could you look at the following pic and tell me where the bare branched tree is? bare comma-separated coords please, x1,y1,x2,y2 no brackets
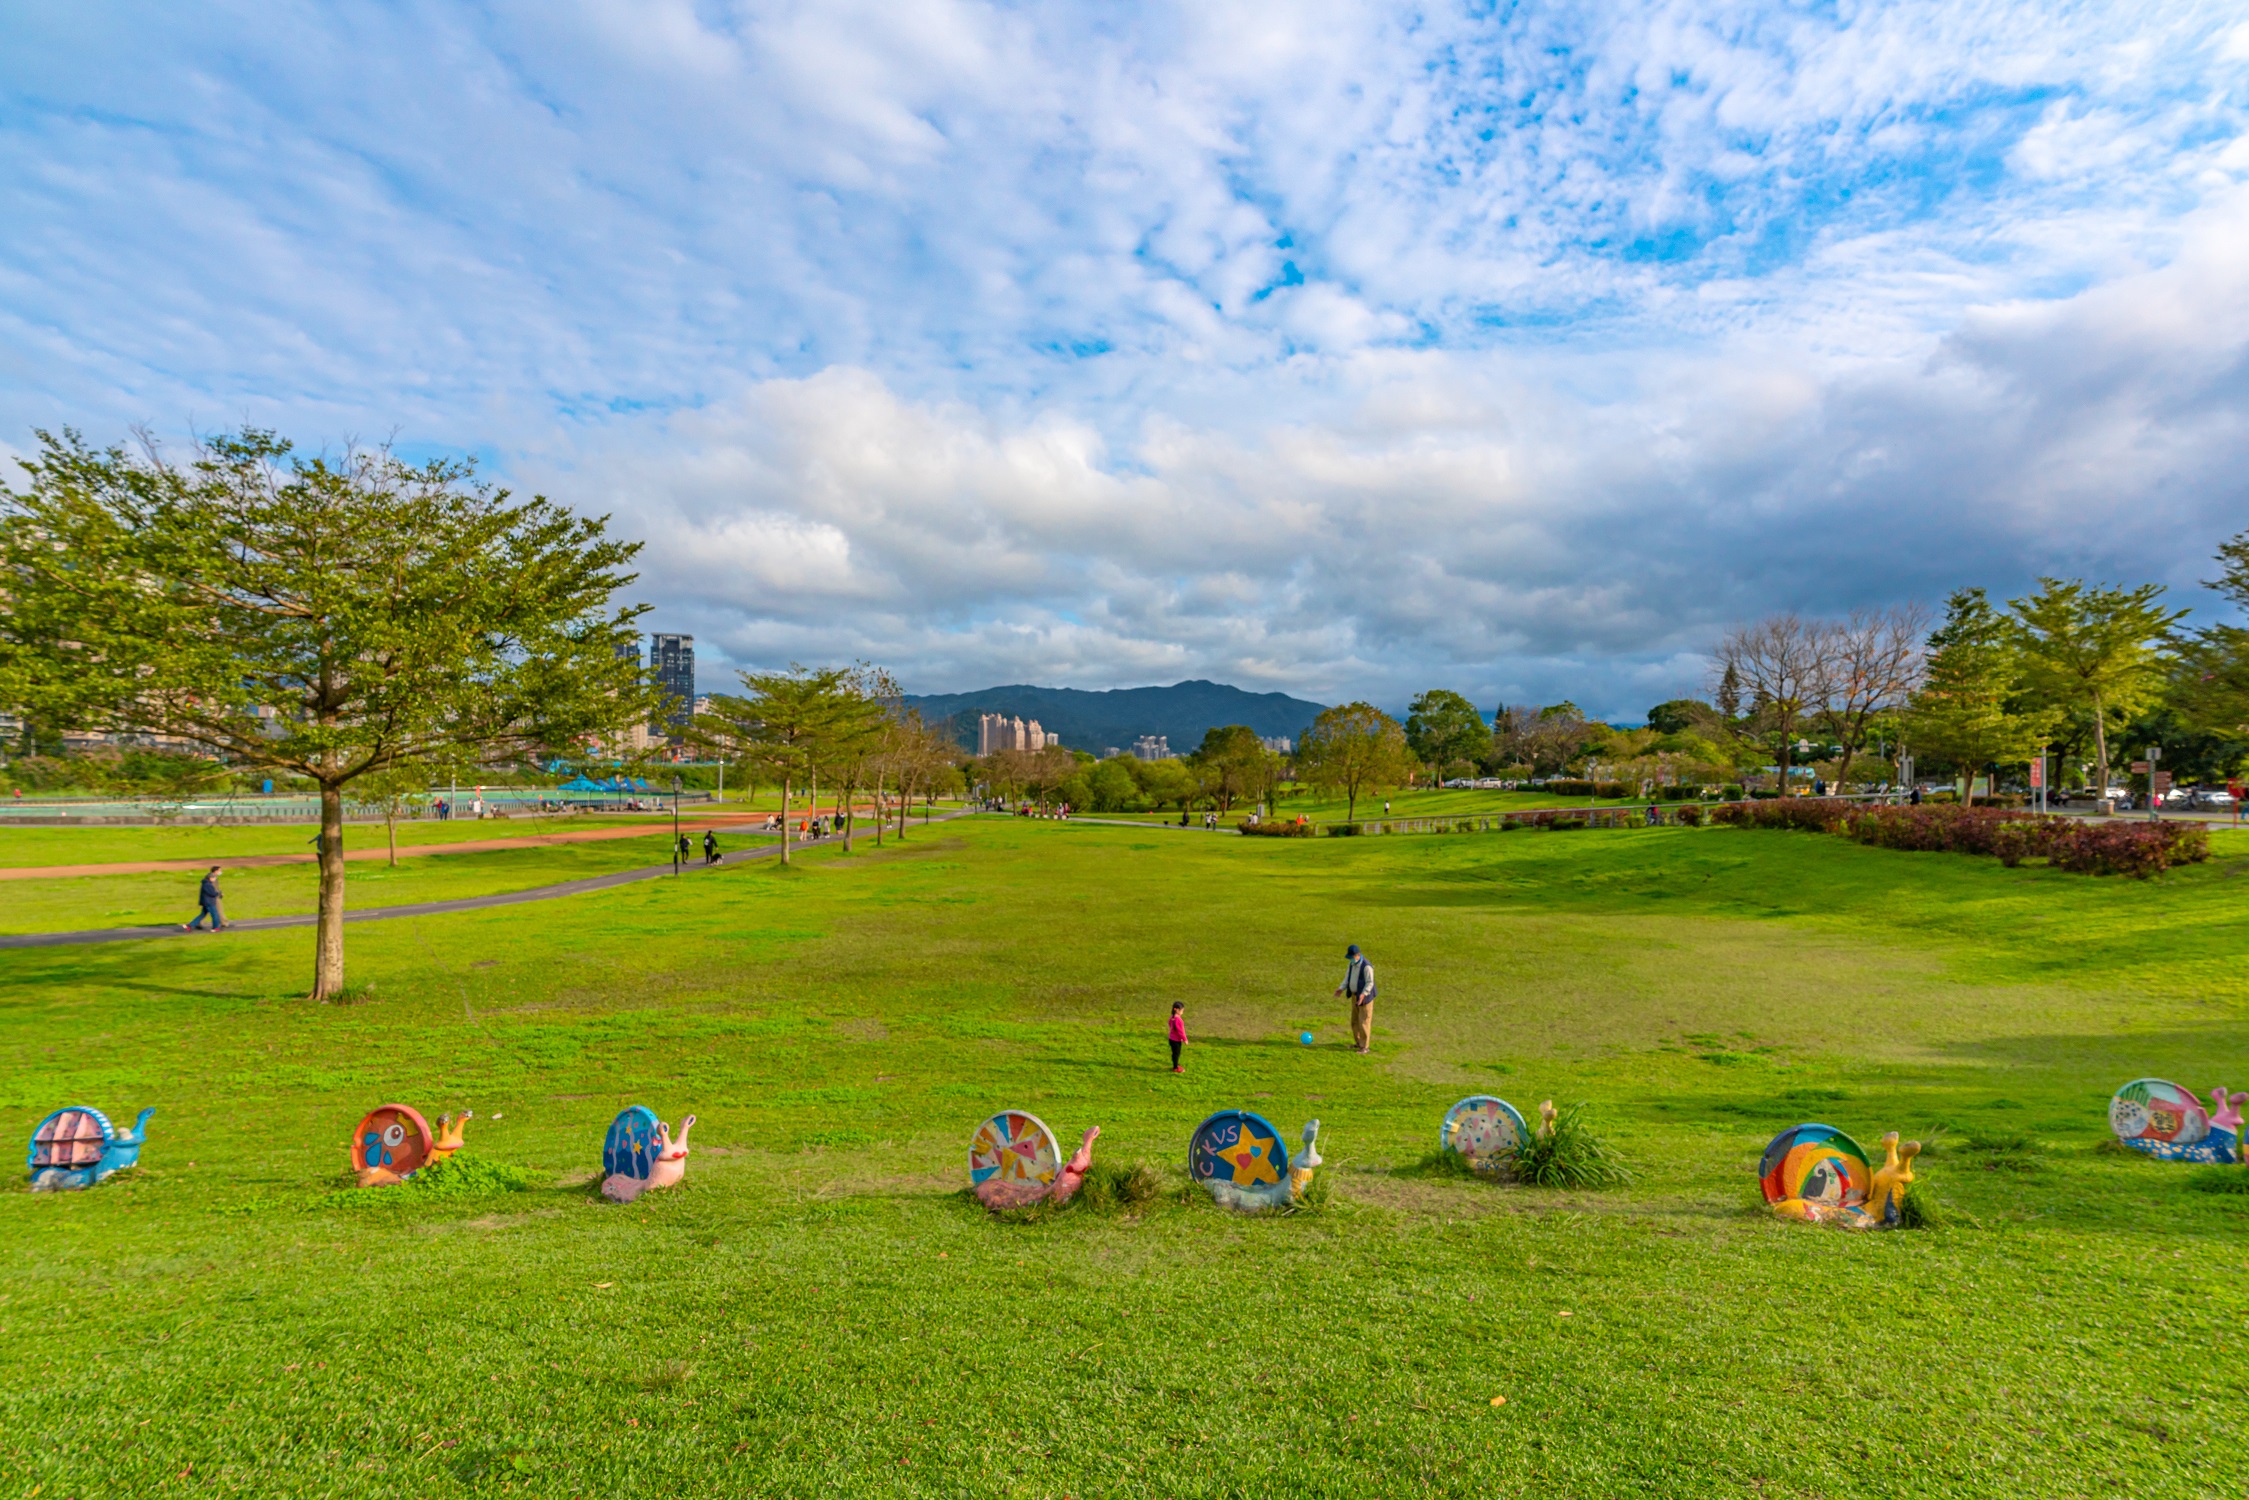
1814,605,1930,786
1713,615,1825,794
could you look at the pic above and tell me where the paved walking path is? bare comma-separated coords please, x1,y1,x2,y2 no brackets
0,810,882,880
0,816,961,949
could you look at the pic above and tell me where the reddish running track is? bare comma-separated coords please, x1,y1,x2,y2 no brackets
0,810,837,880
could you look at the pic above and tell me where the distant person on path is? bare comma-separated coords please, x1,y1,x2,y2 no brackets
1335,943,1377,1054
703,829,719,864
1167,1001,1187,1073
676,833,692,864
1813,778,1827,797
1909,787,1922,806
181,866,226,931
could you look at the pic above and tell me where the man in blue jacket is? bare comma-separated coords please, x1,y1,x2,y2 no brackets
182,867,226,931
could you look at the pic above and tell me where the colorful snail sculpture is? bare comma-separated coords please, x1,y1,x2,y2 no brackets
967,1110,1099,1209
1189,1109,1322,1212
350,1103,473,1187
2109,1079,2244,1165
1439,1094,1531,1175
29,1106,155,1191
601,1107,696,1203
1760,1122,1922,1229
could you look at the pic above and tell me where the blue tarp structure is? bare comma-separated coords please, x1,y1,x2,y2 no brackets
557,775,656,793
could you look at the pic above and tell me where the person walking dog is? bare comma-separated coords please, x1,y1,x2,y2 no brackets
1335,943,1377,1053
181,867,226,931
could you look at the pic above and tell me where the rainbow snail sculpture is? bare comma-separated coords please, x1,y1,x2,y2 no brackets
350,1104,473,1188
1759,1122,1923,1229
967,1110,1099,1209
2108,1079,2244,1165
601,1107,696,1204
1189,1109,1322,1212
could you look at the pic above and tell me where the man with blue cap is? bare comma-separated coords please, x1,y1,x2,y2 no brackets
1334,943,1377,1054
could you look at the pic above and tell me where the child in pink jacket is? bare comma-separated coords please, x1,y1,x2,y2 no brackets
1167,1001,1187,1073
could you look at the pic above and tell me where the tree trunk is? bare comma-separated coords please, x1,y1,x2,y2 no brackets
386,806,398,867
842,772,857,852
313,782,347,1001
2090,689,2110,803
779,772,792,866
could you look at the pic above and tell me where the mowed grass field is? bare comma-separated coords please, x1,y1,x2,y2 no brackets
4,817,2246,1498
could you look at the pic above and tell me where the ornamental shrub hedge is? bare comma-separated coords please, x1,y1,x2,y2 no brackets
1716,799,2208,878
1238,819,1313,837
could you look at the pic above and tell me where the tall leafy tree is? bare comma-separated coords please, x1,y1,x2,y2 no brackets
1296,702,1411,822
0,429,653,1000
1904,589,2054,799
1188,724,1269,812
2006,579,2185,799
697,665,856,866
1404,690,1486,778
2169,529,2249,760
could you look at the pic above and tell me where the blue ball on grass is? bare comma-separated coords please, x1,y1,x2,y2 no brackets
1299,1031,1314,1045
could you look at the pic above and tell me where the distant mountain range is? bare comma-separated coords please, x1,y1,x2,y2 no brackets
903,680,1330,756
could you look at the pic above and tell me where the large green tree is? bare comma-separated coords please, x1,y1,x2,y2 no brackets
1188,724,1270,812
1296,702,1411,822
1404,690,1486,778
0,429,654,1000
698,665,856,866
2169,529,2249,759
1904,590,2054,800
2006,579,2184,799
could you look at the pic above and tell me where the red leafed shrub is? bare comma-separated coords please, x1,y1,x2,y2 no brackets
2042,818,2208,877
1843,804,2205,877
1710,798,1853,833
1849,804,2031,857
1722,799,2209,878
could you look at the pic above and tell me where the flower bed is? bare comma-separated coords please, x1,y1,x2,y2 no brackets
1238,819,1313,837
1717,799,2208,878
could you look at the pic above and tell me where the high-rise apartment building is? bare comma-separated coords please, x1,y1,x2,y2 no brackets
651,634,695,734
977,713,1059,755
1131,735,1171,760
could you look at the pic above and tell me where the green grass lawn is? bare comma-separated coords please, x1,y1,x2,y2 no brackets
4,818,2246,1497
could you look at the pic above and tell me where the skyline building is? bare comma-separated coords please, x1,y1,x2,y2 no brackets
651,634,695,735
978,713,1059,755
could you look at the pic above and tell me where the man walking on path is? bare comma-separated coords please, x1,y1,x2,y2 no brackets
1335,943,1377,1054
182,867,226,931
702,829,719,864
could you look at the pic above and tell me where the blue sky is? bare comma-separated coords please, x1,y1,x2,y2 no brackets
5,1,2248,715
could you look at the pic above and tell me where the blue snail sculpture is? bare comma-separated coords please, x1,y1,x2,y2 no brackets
1189,1109,1322,1212
29,1106,155,1191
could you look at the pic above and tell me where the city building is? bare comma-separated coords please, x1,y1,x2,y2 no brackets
1131,735,1171,760
977,713,1059,755
651,634,695,735
1260,735,1293,755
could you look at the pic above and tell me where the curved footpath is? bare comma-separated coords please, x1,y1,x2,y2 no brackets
0,814,964,950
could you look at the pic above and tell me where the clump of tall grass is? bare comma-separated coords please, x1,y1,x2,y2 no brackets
1501,1103,1634,1190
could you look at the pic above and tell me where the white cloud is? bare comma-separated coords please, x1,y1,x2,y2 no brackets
4,0,2249,712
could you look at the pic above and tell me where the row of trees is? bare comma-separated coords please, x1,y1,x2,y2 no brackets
694,666,959,862
1373,534,2249,801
